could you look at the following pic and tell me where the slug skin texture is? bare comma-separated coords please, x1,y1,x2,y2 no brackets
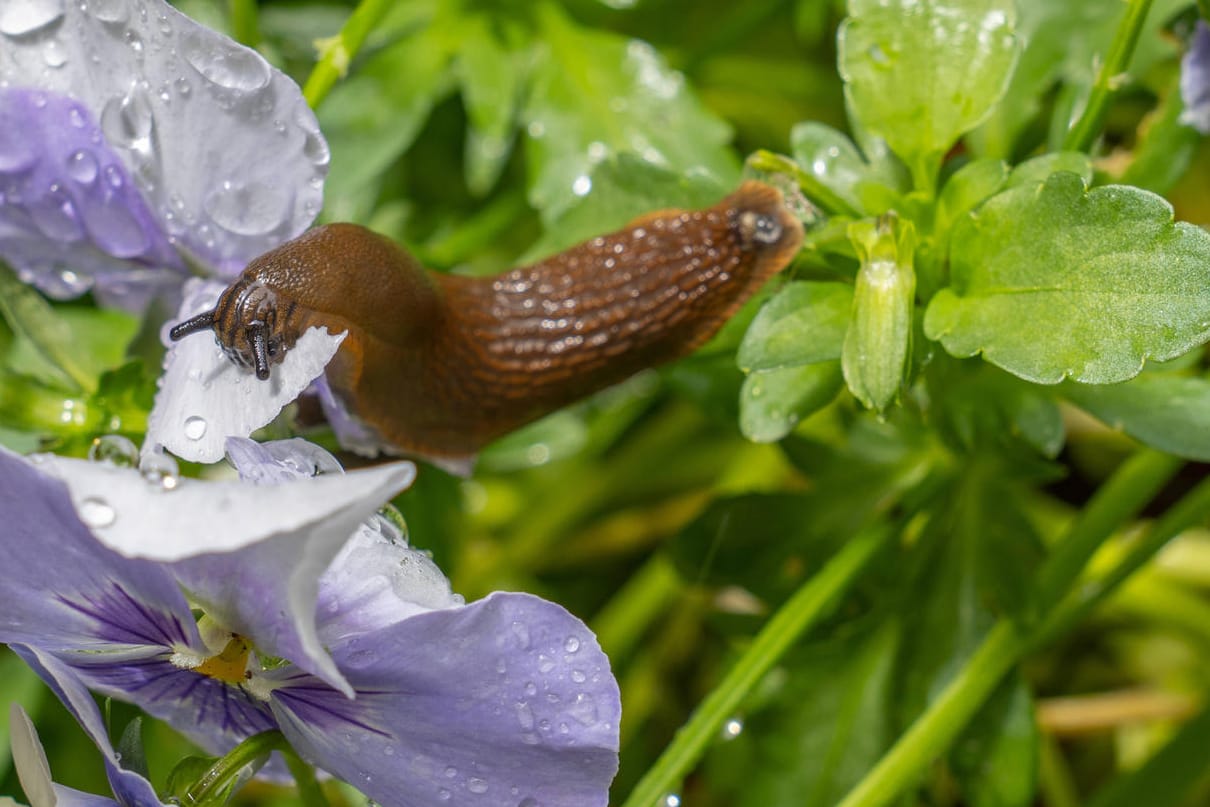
172,181,804,470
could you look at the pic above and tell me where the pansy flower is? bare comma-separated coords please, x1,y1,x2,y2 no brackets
1182,20,1210,134
0,0,348,460
0,438,620,806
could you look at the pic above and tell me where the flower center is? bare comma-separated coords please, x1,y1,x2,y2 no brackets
193,635,252,684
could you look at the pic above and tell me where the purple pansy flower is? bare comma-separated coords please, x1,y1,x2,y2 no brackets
0,0,349,461
1182,20,1210,133
0,439,621,806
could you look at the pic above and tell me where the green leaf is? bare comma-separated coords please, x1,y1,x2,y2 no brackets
924,172,1210,384
1005,151,1092,189
0,652,46,782
935,158,1010,238
456,15,529,196
738,282,852,373
525,152,727,257
838,0,1019,185
0,263,97,393
740,362,843,443
317,15,459,219
522,5,738,224
789,123,905,216
707,623,900,807
1063,373,1210,461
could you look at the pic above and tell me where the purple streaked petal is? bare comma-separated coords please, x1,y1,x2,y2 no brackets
9,650,166,806
147,279,346,464
1181,21,1210,133
0,0,327,277
0,447,199,652
268,593,620,807
0,88,185,310
169,438,417,694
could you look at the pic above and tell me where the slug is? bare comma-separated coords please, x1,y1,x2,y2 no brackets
170,180,804,467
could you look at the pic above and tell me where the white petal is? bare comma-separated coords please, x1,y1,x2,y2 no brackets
147,279,345,464
33,452,416,561
8,705,54,807
0,0,327,274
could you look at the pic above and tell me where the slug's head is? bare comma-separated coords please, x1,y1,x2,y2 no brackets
169,277,299,380
725,180,805,264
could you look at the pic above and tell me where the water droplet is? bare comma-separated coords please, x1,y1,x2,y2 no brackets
183,416,207,440
88,435,139,467
537,654,555,674
174,77,192,98
375,502,409,544
721,717,744,739
661,795,681,807
0,0,64,36
140,451,180,490
67,150,98,184
203,179,288,236
510,621,531,650
46,266,91,297
42,38,67,67
383,745,396,756
571,174,592,196
518,798,539,807
181,29,271,91
30,184,84,242
568,693,598,726
523,681,538,697
88,0,127,23
467,778,488,795
123,28,143,54
570,670,586,684
515,701,535,731
100,88,155,150
444,766,458,779
564,636,580,654
437,789,451,802
78,496,116,528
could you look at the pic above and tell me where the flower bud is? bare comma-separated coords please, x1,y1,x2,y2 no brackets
842,214,916,412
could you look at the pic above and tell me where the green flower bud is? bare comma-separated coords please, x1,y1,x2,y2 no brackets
842,214,917,412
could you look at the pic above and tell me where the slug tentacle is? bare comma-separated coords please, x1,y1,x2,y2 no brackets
168,181,804,468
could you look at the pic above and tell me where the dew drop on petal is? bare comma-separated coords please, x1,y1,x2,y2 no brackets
183,416,207,441
100,89,155,150
0,0,63,36
444,766,458,779
437,789,451,802
467,778,488,795
42,39,67,68
67,149,98,185
140,451,180,490
203,179,289,236
87,0,127,23
564,636,580,654
510,621,531,650
568,693,598,726
180,29,271,92
78,496,116,528
515,701,535,731
88,435,139,467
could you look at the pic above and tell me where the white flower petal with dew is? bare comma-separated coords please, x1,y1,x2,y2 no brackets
147,279,346,464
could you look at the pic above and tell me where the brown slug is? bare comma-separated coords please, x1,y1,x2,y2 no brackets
170,180,803,466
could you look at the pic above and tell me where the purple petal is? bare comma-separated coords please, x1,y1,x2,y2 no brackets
0,0,327,278
147,279,346,464
0,87,186,310
9,650,167,806
1181,21,1210,133
0,447,199,652
269,593,620,807
311,375,390,457
170,439,418,694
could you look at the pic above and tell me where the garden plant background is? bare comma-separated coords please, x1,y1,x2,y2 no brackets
4,0,1210,805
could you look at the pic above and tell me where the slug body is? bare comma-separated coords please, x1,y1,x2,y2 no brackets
171,181,803,467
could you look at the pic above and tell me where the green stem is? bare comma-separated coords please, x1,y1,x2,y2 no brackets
836,450,1183,807
591,554,682,662
183,731,288,806
746,149,862,218
228,0,261,49
282,748,331,807
0,262,94,394
620,522,893,807
1062,0,1155,153
302,0,395,109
